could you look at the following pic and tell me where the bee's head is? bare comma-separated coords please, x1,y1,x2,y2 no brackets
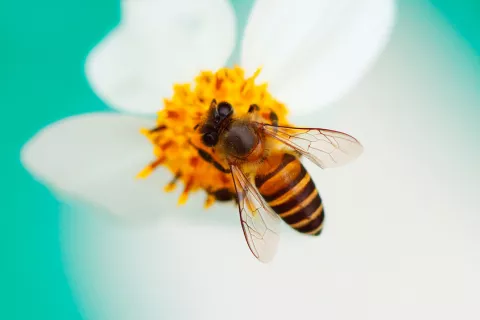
198,99,233,147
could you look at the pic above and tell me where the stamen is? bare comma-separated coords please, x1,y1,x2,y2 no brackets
164,173,181,192
137,157,165,179
178,178,193,205
149,125,167,133
204,194,215,209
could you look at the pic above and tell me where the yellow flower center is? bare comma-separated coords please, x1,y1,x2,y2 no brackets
137,66,291,208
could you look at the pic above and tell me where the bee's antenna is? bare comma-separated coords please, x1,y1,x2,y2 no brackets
210,99,217,109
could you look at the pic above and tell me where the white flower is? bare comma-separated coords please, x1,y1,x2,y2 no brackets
21,0,395,219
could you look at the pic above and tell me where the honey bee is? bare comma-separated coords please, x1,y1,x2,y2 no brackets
191,99,363,262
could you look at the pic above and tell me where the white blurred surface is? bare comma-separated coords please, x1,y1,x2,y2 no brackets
62,2,480,320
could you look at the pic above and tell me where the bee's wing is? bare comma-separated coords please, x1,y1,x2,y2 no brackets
261,124,363,169
229,164,281,263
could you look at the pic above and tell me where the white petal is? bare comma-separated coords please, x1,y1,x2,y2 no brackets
21,112,173,219
86,0,236,115
241,0,395,115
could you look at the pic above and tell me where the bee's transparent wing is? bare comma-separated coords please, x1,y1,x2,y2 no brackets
261,124,363,169
230,164,281,263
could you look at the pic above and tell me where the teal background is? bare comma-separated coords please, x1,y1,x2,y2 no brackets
1,0,478,319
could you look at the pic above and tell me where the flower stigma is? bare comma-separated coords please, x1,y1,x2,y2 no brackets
137,66,291,208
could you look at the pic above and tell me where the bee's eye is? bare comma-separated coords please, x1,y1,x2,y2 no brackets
202,132,218,146
217,102,233,118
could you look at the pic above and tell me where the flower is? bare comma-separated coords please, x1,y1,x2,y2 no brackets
21,0,395,219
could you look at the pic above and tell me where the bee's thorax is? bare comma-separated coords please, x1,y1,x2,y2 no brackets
223,121,264,161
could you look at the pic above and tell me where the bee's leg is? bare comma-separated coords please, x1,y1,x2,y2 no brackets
211,188,235,202
248,104,260,114
267,110,279,133
269,110,279,127
198,149,231,174
249,104,278,127
189,140,231,174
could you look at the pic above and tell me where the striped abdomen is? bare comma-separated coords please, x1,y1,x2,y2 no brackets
254,153,324,235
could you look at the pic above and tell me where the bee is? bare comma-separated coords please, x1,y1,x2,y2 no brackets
190,99,363,262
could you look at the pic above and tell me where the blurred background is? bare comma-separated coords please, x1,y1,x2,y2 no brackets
2,0,480,319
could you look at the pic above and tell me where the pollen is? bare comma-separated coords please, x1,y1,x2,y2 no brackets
138,66,291,208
